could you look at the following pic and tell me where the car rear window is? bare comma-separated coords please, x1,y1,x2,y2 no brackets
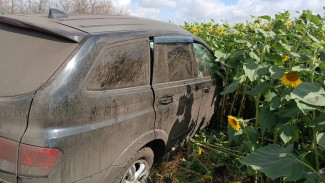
0,22,78,96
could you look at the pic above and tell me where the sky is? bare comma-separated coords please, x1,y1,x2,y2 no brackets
111,0,325,25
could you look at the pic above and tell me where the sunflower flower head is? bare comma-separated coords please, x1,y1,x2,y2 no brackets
254,19,262,24
294,58,299,62
198,147,202,155
208,25,213,32
193,29,199,34
203,175,213,181
282,56,290,62
281,71,302,88
217,28,225,36
228,115,240,131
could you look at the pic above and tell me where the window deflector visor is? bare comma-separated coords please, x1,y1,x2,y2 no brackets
154,36,193,44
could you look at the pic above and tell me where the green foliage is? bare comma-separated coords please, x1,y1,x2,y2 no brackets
317,133,325,147
240,144,324,182
183,8,325,183
220,80,239,95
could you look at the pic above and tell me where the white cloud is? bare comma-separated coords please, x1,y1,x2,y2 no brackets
126,0,324,25
127,3,161,19
138,0,177,8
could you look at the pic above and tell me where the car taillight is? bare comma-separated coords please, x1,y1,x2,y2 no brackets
0,136,19,174
18,143,61,177
0,136,61,177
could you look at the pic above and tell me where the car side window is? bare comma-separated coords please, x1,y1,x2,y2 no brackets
86,39,150,90
153,43,195,83
193,43,213,78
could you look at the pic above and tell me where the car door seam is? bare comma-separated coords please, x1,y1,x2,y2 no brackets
16,90,37,178
149,39,157,139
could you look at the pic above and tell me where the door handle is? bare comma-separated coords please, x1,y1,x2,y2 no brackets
203,86,211,93
159,95,175,105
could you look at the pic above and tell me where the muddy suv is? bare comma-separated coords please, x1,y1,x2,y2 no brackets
0,9,221,183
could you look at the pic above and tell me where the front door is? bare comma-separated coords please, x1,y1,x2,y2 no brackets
151,36,203,150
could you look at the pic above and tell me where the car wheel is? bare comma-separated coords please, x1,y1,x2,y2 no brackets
120,147,154,183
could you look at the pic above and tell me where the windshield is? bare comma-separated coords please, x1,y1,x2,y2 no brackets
0,22,78,96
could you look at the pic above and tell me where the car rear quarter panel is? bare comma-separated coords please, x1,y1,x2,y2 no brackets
20,36,155,183
0,93,33,142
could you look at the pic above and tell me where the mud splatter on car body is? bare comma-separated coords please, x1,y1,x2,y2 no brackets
0,11,223,183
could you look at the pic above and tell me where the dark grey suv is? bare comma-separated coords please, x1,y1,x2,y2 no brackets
0,9,221,183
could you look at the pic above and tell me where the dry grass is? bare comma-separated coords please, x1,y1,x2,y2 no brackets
149,141,250,183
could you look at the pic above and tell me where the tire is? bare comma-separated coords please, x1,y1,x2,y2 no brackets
116,147,154,183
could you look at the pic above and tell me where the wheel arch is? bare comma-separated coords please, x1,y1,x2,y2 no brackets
113,129,168,165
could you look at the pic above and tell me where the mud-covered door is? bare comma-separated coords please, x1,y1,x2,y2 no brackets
152,36,202,151
192,43,217,130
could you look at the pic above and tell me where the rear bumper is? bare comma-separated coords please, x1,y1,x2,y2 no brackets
0,172,48,183
0,171,16,183
17,176,47,183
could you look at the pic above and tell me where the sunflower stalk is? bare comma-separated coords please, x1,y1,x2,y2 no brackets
310,50,320,171
238,77,249,117
193,140,248,155
220,72,229,127
195,142,243,158
273,127,278,144
296,157,325,182
312,129,320,171
254,94,261,128
230,88,240,115
254,21,275,129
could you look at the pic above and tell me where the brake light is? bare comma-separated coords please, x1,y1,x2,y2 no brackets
0,136,61,177
19,143,61,177
0,137,19,174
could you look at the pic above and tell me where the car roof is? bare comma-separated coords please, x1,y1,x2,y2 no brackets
0,14,192,43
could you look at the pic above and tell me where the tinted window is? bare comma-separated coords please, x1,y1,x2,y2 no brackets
193,43,213,77
153,43,195,83
0,23,78,96
87,39,150,90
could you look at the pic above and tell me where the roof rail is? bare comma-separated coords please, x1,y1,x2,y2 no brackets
48,8,68,19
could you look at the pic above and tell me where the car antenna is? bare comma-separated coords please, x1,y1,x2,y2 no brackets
48,8,68,19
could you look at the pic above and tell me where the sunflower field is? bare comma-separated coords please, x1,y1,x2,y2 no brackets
151,8,325,183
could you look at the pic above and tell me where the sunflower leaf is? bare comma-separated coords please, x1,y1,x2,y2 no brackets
295,100,316,113
277,100,300,118
266,93,281,110
243,59,270,81
258,15,271,21
228,126,243,142
308,113,325,129
259,105,278,132
320,51,325,62
307,32,320,44
317,133,325,147
247,82,270,95
303,168,325,183
278,122,298,144
291,83,325,106
240,144,312,181
269,65,284,79
220,80,240,95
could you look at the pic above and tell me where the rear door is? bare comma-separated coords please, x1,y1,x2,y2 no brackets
152,36,203,150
